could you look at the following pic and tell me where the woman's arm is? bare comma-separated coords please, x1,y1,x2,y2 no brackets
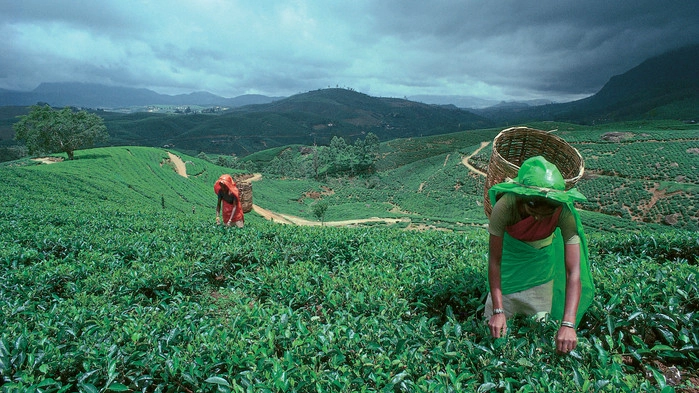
557,243,582,353
488,234,507,338
216,197,222,224
227,206,235,226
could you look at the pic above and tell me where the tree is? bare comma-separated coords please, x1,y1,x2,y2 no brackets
328,136,354,174
13,105,109,160
312,200,329,226
357,132,380,173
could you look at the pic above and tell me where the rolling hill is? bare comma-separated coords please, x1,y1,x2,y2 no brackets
4,116,696,233
96,88,494,157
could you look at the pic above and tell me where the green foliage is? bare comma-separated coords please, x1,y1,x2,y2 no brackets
237,120,697,232
570,126,699,231
13,105,109,160
592,230,698,264
254,133,381,179
311,199,329,224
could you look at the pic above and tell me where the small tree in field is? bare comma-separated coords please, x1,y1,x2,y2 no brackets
312,200,329,226
13,105,109,160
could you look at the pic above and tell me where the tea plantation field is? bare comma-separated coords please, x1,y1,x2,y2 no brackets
1,135,698,391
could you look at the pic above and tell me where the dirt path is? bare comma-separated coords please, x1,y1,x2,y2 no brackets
252,204,409,227
244,173,262,182
461,141,490,177
167,152,188,178
246,173,409,227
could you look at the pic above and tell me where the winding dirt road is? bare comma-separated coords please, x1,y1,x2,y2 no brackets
251,204,409,227
461,141,490,177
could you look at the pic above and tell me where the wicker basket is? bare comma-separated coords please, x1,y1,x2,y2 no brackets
483,127,584,218
236,182,253,213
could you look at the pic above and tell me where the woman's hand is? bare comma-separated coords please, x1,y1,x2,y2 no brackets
556,325,578,354
488,313,507,338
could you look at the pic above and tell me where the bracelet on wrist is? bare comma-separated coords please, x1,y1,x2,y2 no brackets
493,308,505,315
560,321,576,329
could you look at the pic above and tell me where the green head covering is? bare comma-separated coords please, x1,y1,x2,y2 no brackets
489,155,587,205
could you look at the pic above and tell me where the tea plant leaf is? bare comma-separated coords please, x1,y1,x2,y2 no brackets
651,345,674,352
477,382,497,392
572,367,584,387
649,366,667,389
107,383,130,391
79,383,99,393
627,311,644,321
205,376,231,387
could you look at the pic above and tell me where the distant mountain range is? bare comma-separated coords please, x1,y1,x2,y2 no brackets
408,95,554,109
0,82,283,108
1,44,697,121
1,44,697,161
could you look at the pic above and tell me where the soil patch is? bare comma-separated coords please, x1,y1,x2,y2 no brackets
32,157,64,164
166,152,188,178
601,132,633,142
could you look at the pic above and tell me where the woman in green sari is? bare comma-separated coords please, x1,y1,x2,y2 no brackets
485,156,594,354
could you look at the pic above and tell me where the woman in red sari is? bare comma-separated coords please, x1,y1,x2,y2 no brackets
485,156,594,355
214,174,244,228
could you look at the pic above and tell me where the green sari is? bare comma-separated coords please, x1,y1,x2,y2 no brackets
500,202,594,326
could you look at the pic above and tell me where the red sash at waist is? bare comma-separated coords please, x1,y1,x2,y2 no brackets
506,207,562,241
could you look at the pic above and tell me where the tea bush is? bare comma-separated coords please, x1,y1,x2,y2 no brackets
2,202,698,391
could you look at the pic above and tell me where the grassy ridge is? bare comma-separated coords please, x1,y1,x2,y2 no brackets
1,147,250,217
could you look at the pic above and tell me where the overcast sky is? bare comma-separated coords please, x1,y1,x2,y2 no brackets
1,0,698,103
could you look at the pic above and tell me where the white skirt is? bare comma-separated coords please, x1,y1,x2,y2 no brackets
484,280,553,320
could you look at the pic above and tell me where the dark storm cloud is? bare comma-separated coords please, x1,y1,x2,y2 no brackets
362,0,699,98
1,1,697,102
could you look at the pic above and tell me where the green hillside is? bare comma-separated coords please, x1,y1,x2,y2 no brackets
2,119,696,232
241,120,698,232
92,88,493,159
1,147,243,216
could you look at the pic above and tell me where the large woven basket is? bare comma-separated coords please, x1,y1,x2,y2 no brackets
483,127,584,218
236,182,253,213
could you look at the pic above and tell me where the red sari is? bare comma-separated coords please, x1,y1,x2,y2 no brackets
214,175,244,224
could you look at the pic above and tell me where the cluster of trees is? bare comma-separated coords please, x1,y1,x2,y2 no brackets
197,152,257,173
265,133,380,179
205,132,381,179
